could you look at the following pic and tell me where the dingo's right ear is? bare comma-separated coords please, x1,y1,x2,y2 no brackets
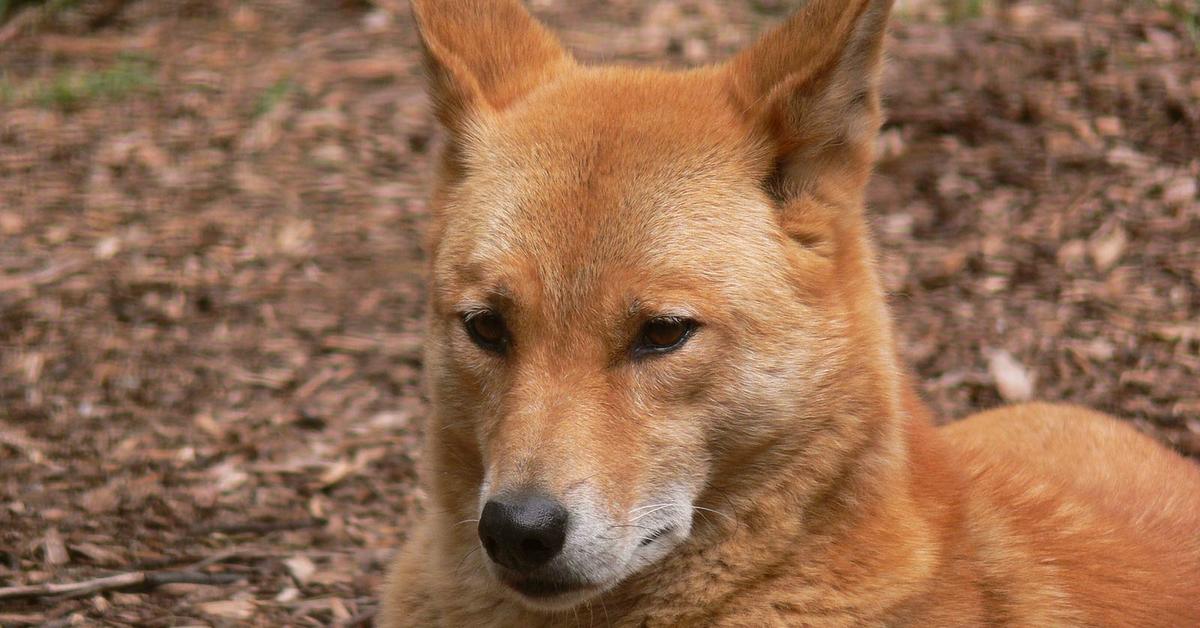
410,0,571,133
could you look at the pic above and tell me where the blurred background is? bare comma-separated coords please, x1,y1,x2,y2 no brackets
1,0,1197,624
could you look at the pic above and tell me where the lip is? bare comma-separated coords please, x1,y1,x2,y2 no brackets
500,573,595,599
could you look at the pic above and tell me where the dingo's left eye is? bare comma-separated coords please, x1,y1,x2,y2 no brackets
635,317,696,357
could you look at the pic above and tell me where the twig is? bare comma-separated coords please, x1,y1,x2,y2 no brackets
0,3,39,46
184,547,282,571
0,428,48,462
131,546,350,572
0,571,241,601
0,257,88,293
0,614,45,627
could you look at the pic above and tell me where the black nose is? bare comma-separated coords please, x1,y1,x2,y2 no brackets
478,492,569,573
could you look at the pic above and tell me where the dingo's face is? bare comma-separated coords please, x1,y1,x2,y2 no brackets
429,72,833,609
413,0,893,611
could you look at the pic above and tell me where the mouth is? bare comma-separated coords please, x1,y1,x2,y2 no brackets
495,570,604,610
501,574,593,599
487,522,686,612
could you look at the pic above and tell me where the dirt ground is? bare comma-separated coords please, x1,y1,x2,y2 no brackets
1,0,1197,625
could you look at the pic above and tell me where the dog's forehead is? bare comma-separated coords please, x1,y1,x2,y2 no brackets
439,69,782,303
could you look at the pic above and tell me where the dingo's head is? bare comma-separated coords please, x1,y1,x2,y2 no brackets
412,0,897,611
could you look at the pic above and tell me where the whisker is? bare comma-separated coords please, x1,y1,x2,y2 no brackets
692,505,736,525
454,545,481,576
629,503,673,513
631,504,674,522
607,523,655,530
598,523,656,541
720,492,742,533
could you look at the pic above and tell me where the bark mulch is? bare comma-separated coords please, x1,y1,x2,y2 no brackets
1,0,1197,624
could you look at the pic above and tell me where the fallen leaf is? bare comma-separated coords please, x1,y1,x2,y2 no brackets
987,349,1035,402
91,595,111,613
70,542,123,566
329,597,352,621
43,528,69,567
81,483,121,515
210,460,250,493
318,460,354,489
1082,338,1116,361
284,554,317,585
1056,239,1088,270
1088,225,1127,272
1162,176,1196,208
197,599,255,620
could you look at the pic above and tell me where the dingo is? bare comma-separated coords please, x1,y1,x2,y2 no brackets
381,0,1200,625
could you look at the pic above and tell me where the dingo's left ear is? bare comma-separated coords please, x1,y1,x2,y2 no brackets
410,0,571,133
727,0,892,206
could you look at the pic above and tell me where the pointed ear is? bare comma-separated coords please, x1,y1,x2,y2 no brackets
726,0,893,205
410,0,571,132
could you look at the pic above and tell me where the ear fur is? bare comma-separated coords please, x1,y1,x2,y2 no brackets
410,0,571,132
726,0,894,206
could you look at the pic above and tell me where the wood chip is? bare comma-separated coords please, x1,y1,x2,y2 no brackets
43,529,69,567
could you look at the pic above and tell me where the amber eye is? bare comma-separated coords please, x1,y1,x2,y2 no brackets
635,317,696,357
463,311,508,354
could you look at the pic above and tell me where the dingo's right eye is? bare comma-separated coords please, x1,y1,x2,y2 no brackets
634,316,697,358
463,310,509,354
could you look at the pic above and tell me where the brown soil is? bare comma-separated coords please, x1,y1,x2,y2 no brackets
1,0,1197,624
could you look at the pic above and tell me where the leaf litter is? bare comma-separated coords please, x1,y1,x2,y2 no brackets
0,0,1197,623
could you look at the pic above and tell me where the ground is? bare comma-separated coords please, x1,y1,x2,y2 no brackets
0,0,1197,625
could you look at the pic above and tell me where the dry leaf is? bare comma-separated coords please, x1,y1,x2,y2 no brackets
1056,239,1088,270
81,483,121,515
1162,176,1197,208
987,349,1035,402
329,597,352,621
210,460,250,493
317,460,354,489
1088,226,1127,272
1081,338,1116,361
43,529,69,567
197,599,256,620
276,586,301,603
70,542,123,566
284,554,317,585
91,595,111,613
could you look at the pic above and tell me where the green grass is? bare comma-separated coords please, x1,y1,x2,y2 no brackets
0,0,79,24
1157,0,1200,52
0,74,14,105
20,56,158,110
0,0,21,22
253,78,295,118
943,0,986,23
0,57,157,110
